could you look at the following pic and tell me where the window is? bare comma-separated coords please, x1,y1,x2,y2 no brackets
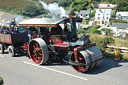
98,14,100,15
99,21,100,24
98,17,100,19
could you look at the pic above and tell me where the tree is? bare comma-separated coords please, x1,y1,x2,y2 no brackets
116,1,128,11
71,0,89,11
22,3,44,17
90,10,96,18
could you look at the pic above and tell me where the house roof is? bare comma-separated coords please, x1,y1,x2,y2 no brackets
111,23,128,28
96,9,112,15
98,4,117,8
79,10,90,15
116,12,128,17
1,13,18,19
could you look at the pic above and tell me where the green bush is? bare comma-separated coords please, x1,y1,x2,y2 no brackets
96,36,114,51
87,25,101,34
121,53,128,61
102,36,114,45
103,52,115,58
90,28,101,34
90,10,96,18
101,28,113,36
0,77,4,85
89,25,100,29
77,29,86,34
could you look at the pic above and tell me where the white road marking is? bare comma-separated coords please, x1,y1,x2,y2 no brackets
0,55,4,57
23,61,88,81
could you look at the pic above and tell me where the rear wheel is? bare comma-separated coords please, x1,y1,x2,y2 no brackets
0,44,4,54
70,52,86,72
8,46,15,57
29,38,49,65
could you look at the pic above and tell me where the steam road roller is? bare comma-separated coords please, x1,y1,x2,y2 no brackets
19,12,104,73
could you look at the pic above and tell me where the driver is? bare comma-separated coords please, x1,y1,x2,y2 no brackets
51,25,62,35
28,27,38,40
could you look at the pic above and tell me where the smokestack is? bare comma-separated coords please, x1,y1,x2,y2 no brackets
69,11,77,41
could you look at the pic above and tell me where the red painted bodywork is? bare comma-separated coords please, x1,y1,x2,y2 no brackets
0,32,28,44
73,43,96,62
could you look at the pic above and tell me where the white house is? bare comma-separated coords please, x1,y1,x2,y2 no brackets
94,9,113,26
98,4,117,9
110,23,128,37
79,10,90,18
116,11,128,22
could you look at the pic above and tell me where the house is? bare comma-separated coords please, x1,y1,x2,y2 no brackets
94,9,113,26
116,11,128,22
0,12,25,26
110,23,128,37
98,4,117,9
79,10,90,18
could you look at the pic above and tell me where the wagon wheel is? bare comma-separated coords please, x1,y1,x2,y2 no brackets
29,38,49,65
8,46,15,57
70,52,86,72
0,44,4,54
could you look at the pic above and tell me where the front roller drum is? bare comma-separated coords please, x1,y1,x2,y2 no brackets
70,46,104,72
29,38,49,65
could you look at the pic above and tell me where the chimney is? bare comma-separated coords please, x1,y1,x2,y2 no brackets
69,11,77,41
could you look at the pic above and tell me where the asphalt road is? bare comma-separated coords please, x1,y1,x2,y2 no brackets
0,53,128,85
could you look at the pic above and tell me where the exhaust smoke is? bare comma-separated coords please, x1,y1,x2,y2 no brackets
39,0,67,18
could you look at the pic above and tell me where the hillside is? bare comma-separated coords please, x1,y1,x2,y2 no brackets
0,0,27,9
0,0,127,17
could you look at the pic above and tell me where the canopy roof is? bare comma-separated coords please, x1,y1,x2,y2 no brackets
19,18,67,27
19,18,82,27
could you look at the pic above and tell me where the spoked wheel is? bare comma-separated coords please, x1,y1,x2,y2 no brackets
8,46,15,57
29,38,49,65
0,44,4,54
70,52,86,72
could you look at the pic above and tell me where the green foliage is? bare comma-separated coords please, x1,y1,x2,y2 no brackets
97,36,114,51
116,1,128,11
87,25,101,34
121,53,128,61
0,77,4,84
92,25,100,29
103,52,115,58
90,28,101,34
71,0,89,11
77,29,86,34
21,2,44,17
90,10,96,18
102,36,114,45
59,0,69,7
101,28,113,36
